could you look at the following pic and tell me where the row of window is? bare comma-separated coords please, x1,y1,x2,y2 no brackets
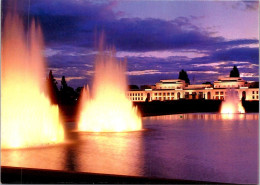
154,92,174,96
215,91,226,95
158,86,182,89
129,90,259,99
214,84,245,88
130,97,144,101
252,96,259,99
128,93,144,96
154,97,175,100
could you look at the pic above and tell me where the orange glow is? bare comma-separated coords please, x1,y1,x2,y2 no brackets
1,13,64,149
220,90,245,114
78,46,142,132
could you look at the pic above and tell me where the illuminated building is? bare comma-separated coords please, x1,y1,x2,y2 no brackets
127,77,259,102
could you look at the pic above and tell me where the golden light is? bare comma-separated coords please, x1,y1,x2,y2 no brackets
1,13,64,149
78,46,142,132
220,90,245,114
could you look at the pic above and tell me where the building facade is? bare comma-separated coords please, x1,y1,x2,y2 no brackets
127,77,259,102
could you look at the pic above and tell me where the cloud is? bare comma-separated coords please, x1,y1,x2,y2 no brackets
232,1,259,11
210,47,259,64
126,70,163,76
2,0,258,87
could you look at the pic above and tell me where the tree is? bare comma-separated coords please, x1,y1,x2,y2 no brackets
61,76,68,90
128,85,139,90
230,66,240,77
46,70,59,104
178,69,190,84
60,76,77,105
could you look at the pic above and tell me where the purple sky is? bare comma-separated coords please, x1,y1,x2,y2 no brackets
2,0,259,88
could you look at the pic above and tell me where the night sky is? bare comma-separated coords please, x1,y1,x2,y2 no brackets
2,0,259,88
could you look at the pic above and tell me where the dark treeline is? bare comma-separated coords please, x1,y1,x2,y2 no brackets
46,70,82,105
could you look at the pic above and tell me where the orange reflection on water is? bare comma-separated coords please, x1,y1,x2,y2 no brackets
76,132,144,176
1,146,66,170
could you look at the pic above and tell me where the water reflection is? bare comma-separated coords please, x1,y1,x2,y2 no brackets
1,113,258,184
145,113,258,121
76,132,144,176
1,145,66,170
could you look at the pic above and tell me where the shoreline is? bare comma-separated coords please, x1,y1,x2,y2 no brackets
1,166,232,184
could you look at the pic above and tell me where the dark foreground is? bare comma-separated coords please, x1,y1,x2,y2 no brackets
134,100,259,116
60,100,259,121
1,166,232,184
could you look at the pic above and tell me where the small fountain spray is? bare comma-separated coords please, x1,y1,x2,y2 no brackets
220,89,245,114
77,36,142,132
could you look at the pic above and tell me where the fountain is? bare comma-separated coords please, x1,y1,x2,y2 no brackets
78,39,142,132
1,12,64,149
220,89,245,114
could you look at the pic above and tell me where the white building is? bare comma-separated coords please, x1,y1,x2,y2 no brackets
213,77,247,88
127,77,259,102
155,79,186,90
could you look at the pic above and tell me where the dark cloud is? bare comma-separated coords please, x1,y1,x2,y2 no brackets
2,0,259,88
211,47,259,64
232,1,259,11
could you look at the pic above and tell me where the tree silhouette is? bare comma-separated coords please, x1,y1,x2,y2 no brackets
230,66,240,77
46,70,59,104
178,69,190,84
61,76,68,90
60,76,77,105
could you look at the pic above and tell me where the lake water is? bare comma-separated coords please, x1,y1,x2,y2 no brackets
1,113,258,184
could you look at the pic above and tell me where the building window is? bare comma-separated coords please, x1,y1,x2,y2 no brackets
252,96,255,99
163,97,166,100
138,97,140,100
171,92,174,95
215,91,219,95
138,93,140,96
130,93,132,96
141,97,143,100
171,97,174,100
257,91,259,94
167,93,170,96
159,97,162,100
220,91,223,95
159,93,161,96
257,96,258,99
155,93,157,96
216,96,219,100
252,91,255,94
141,93,143,96
163,93,166,96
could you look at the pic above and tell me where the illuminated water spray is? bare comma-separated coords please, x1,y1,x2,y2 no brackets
1,13,64,149
78,39,142,132
220,89,245,114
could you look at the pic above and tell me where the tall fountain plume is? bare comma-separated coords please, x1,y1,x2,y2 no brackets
78,38,142,132
220,89,245,114
1,12,64,149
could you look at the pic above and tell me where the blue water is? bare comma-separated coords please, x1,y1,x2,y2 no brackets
1,113,258,184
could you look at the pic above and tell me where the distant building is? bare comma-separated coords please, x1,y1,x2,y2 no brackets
213,77,247,89
127,77,259,102
155,79,186,90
